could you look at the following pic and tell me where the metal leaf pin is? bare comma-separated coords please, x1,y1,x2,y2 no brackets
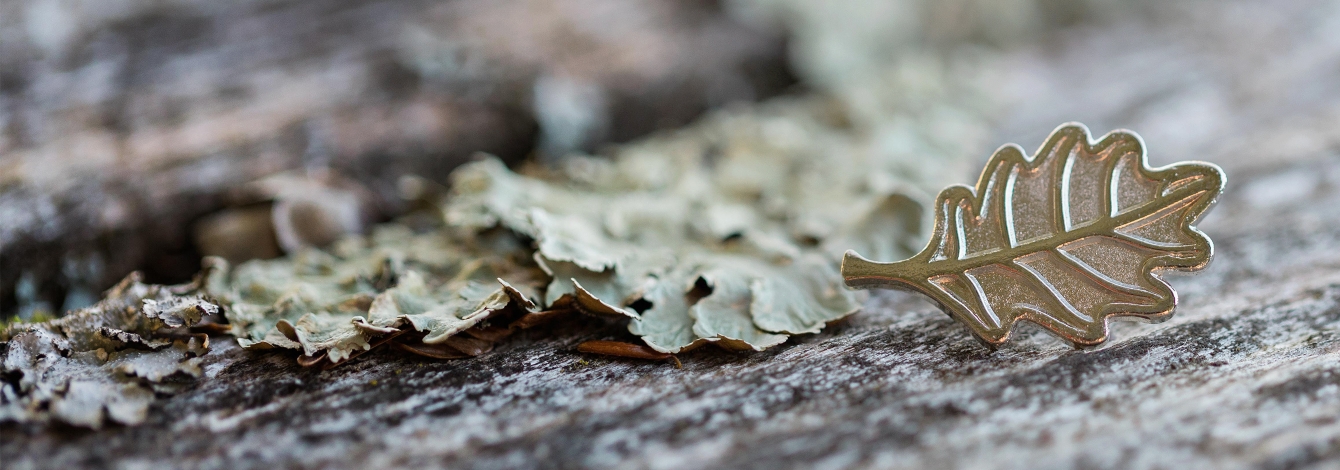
842,123,1226,347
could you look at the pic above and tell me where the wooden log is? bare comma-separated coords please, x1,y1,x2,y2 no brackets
8,0,1340,468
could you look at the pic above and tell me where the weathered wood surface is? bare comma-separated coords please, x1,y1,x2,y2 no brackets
8,0,1340,468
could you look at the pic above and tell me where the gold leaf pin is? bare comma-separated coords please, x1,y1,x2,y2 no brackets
842,123,1225,347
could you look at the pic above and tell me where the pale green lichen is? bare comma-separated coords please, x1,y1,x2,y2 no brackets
204,225,545,365
443,93,975,352
0,275,216,428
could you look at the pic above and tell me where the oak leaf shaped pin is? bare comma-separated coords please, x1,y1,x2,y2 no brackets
842,123,1225,347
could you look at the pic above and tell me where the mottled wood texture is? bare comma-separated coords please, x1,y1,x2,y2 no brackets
7,0,1340,468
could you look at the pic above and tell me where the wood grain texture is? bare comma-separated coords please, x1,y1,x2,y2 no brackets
7,0,1340,468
